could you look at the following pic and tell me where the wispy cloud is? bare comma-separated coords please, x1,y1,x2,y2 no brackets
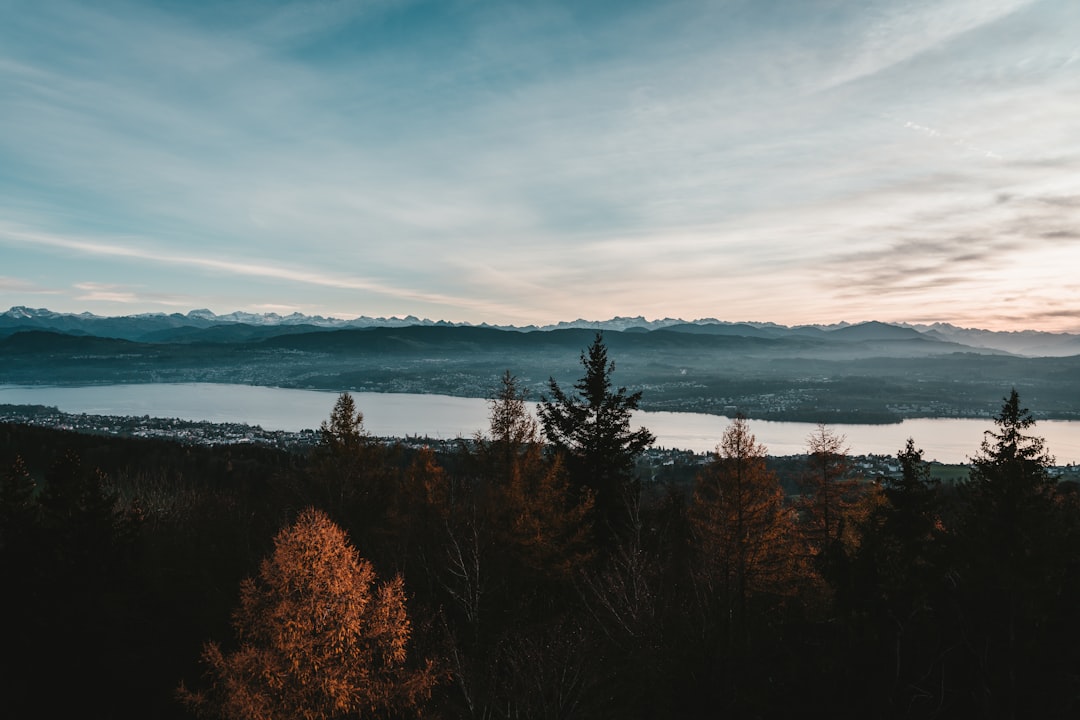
73,282,138,304
1,0,1079,330
70,281,193,307
817,0,1036,91
0,222,531,319
0,276,59,295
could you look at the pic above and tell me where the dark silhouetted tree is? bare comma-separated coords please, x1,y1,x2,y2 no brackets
840,438,948,714
967,388,1054,505
306,393,394,560
953,389,1068,717
37,449,139,575
849,439,941,597
9,450,142,717
485,370,540,479
538,333,654,534
320,391,366,454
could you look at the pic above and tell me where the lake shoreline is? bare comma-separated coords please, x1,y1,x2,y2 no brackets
3,382,1079,464
3,378,1074,425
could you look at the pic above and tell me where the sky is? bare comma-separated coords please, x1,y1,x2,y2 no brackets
1,0,1079,331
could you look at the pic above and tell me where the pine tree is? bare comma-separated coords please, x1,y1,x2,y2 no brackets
839,438,947,712
319,391,366,454
955,389,1067,717
306,393,393,558
967,388,1054,503
883,438,940,552
486,370,540,478
538,333,654,534
961,389,1058,586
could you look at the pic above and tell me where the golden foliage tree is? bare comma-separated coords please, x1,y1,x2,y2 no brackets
483,371,594,579
180,507,436,720
397,446,489,627
690,416,795,641
797,423,862,558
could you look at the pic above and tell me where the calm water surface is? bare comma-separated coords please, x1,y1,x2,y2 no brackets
2,383,1078,464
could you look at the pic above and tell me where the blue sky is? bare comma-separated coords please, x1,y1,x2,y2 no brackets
2,0,1079,330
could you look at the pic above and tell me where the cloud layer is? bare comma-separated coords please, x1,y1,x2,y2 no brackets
1,0,1079,330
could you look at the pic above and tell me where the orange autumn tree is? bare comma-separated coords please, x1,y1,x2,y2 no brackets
690,415,795,644
797,423,862,558
483,371,594,579
180,507,437,720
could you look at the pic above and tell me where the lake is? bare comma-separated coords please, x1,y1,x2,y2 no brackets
2,382,1078,464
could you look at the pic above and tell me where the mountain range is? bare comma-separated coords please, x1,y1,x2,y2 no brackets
3,306,1079,357
3,307,1079,423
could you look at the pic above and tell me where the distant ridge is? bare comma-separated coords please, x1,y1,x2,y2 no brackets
0,306,843,336
2,306,1079,356
6,310,1080,423
828,321,926,342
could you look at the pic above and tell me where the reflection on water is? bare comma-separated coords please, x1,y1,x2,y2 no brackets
2,383,1078,464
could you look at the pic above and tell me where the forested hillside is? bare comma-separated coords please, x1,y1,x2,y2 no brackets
4,321,1080,422
2,337,1079,718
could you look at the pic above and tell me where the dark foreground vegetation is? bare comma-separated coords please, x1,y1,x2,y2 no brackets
2,335,1079,719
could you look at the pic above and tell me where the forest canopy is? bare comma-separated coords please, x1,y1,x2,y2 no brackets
1,335,1078,719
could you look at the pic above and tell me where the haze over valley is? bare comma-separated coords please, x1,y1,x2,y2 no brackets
4,306,1080,425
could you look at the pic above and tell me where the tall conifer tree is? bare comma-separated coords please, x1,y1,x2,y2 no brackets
538,333,654,534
